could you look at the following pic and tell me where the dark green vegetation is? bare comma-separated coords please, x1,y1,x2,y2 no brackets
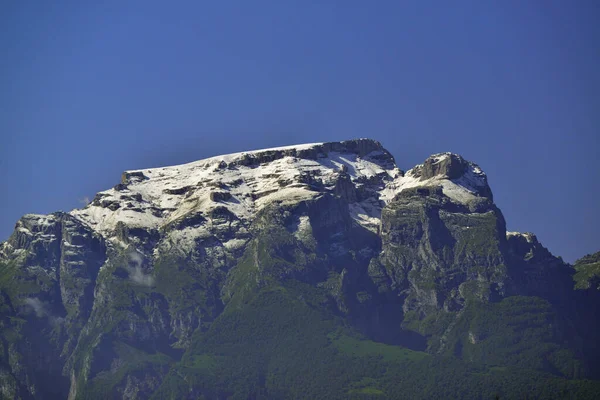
151,284,600,400
1,144,599,399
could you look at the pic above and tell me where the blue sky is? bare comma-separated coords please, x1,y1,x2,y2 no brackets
1,1,598,262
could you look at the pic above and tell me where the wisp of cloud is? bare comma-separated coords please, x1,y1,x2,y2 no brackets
127,249,155,287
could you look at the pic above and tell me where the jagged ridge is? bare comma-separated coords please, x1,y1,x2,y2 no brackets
58,139,492,250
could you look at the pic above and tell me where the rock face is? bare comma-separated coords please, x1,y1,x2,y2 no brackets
506,232,574,301
0,139,598,399
574,251,600,290
373,185,508,315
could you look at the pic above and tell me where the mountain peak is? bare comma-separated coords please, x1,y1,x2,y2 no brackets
4,138,597,400
398,152,493,202
65,140,497,249
133,139,391,174
70,138,400,239
407,152,486,182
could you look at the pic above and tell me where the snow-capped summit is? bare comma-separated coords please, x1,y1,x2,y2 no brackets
70,139,396,235
379,152,492,207
68,139,493,243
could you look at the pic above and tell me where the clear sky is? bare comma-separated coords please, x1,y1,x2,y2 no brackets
1,1,598,262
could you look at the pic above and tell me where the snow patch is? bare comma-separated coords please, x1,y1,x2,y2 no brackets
223,238,248,251
292,215,313,241
507,231,535,243
349,201,381,233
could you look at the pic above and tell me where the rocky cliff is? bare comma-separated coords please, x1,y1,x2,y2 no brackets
0,139,598,399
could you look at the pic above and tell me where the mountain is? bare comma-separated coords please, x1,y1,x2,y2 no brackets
1,138,599,399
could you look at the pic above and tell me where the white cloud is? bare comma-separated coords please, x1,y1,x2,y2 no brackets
24,299,64,327
24,298,48,317
126,249,155,287
129,250,143,267
128,266,155,287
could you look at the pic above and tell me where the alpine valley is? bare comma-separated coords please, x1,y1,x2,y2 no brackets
1,139,599,399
